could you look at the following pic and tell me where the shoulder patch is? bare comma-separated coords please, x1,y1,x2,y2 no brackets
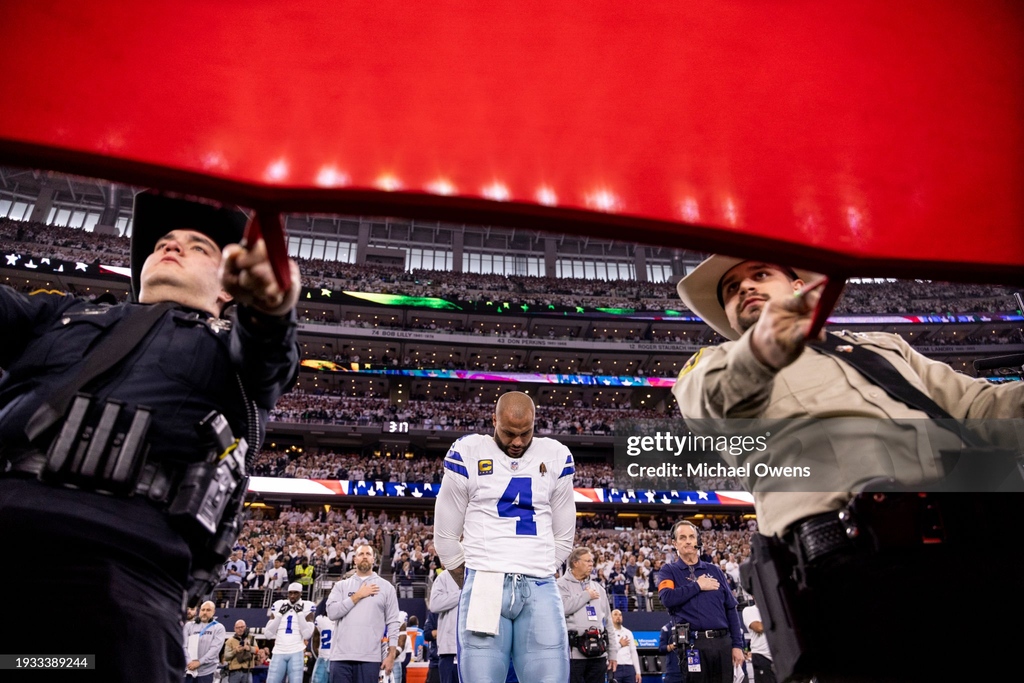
207,317,232,334
677,347,707,379
478,459,493,475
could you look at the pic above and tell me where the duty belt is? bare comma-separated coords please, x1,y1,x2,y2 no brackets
4,450,178,505
791,511,852,564
788,493,955,574
692,628,730,639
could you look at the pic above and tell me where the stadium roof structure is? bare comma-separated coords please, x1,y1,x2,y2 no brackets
1,1,1022,318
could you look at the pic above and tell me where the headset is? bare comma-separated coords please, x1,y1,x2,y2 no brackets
670,520,703,551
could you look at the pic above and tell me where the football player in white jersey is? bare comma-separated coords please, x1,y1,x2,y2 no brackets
265,582,315,683
310,606,335,683
433,391,576,683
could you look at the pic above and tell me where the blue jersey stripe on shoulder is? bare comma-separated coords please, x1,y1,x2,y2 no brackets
446,450,464,462
444,460,469,478
564,455,573,464
559,465,575,478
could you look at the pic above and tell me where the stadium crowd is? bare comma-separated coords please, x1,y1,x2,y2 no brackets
227,505,756,609
3,216,1020,314
268,393,663,434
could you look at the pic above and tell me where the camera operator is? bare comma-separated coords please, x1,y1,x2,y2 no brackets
657,619,686,683
265,583,315,683
557,546,619,683
224,619,257,683
0,190,301,683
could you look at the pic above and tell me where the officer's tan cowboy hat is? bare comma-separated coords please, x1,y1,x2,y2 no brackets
676,255,820,341
129,190,248,301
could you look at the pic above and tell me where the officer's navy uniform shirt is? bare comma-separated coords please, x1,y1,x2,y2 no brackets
657,559,744,650
0,289,299,463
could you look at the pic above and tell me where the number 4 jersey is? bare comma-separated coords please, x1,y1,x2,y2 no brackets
433,434,577,577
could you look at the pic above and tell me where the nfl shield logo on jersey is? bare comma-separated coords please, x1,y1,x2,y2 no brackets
510,460,519,471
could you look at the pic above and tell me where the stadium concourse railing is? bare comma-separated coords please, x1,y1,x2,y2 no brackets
212,569,365,610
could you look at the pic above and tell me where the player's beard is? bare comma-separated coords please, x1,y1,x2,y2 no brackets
494,435,531,458
357,559,373,573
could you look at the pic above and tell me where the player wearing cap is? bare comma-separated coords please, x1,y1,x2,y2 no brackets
266,582,315,683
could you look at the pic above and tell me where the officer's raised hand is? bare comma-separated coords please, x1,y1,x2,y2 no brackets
220,238,301,317
749,276,827,370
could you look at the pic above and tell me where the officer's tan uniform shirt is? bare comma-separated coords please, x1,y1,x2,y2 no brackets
673,329,1024,536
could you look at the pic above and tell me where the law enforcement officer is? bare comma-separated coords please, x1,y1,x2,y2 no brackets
657,521,744,683
0,190,301,683
672,255,1024,682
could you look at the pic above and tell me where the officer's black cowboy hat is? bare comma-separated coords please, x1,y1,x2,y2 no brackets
676,255,821,341
129,190,248,301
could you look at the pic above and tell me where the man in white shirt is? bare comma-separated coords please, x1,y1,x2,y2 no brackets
724,554,741,587
609,610,641,683
265,557,289,594
742,602,776,683
225,550,247,585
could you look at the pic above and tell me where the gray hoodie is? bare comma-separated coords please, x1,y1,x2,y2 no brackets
326,571,400,663
181,618,226,677
427,570,461,656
